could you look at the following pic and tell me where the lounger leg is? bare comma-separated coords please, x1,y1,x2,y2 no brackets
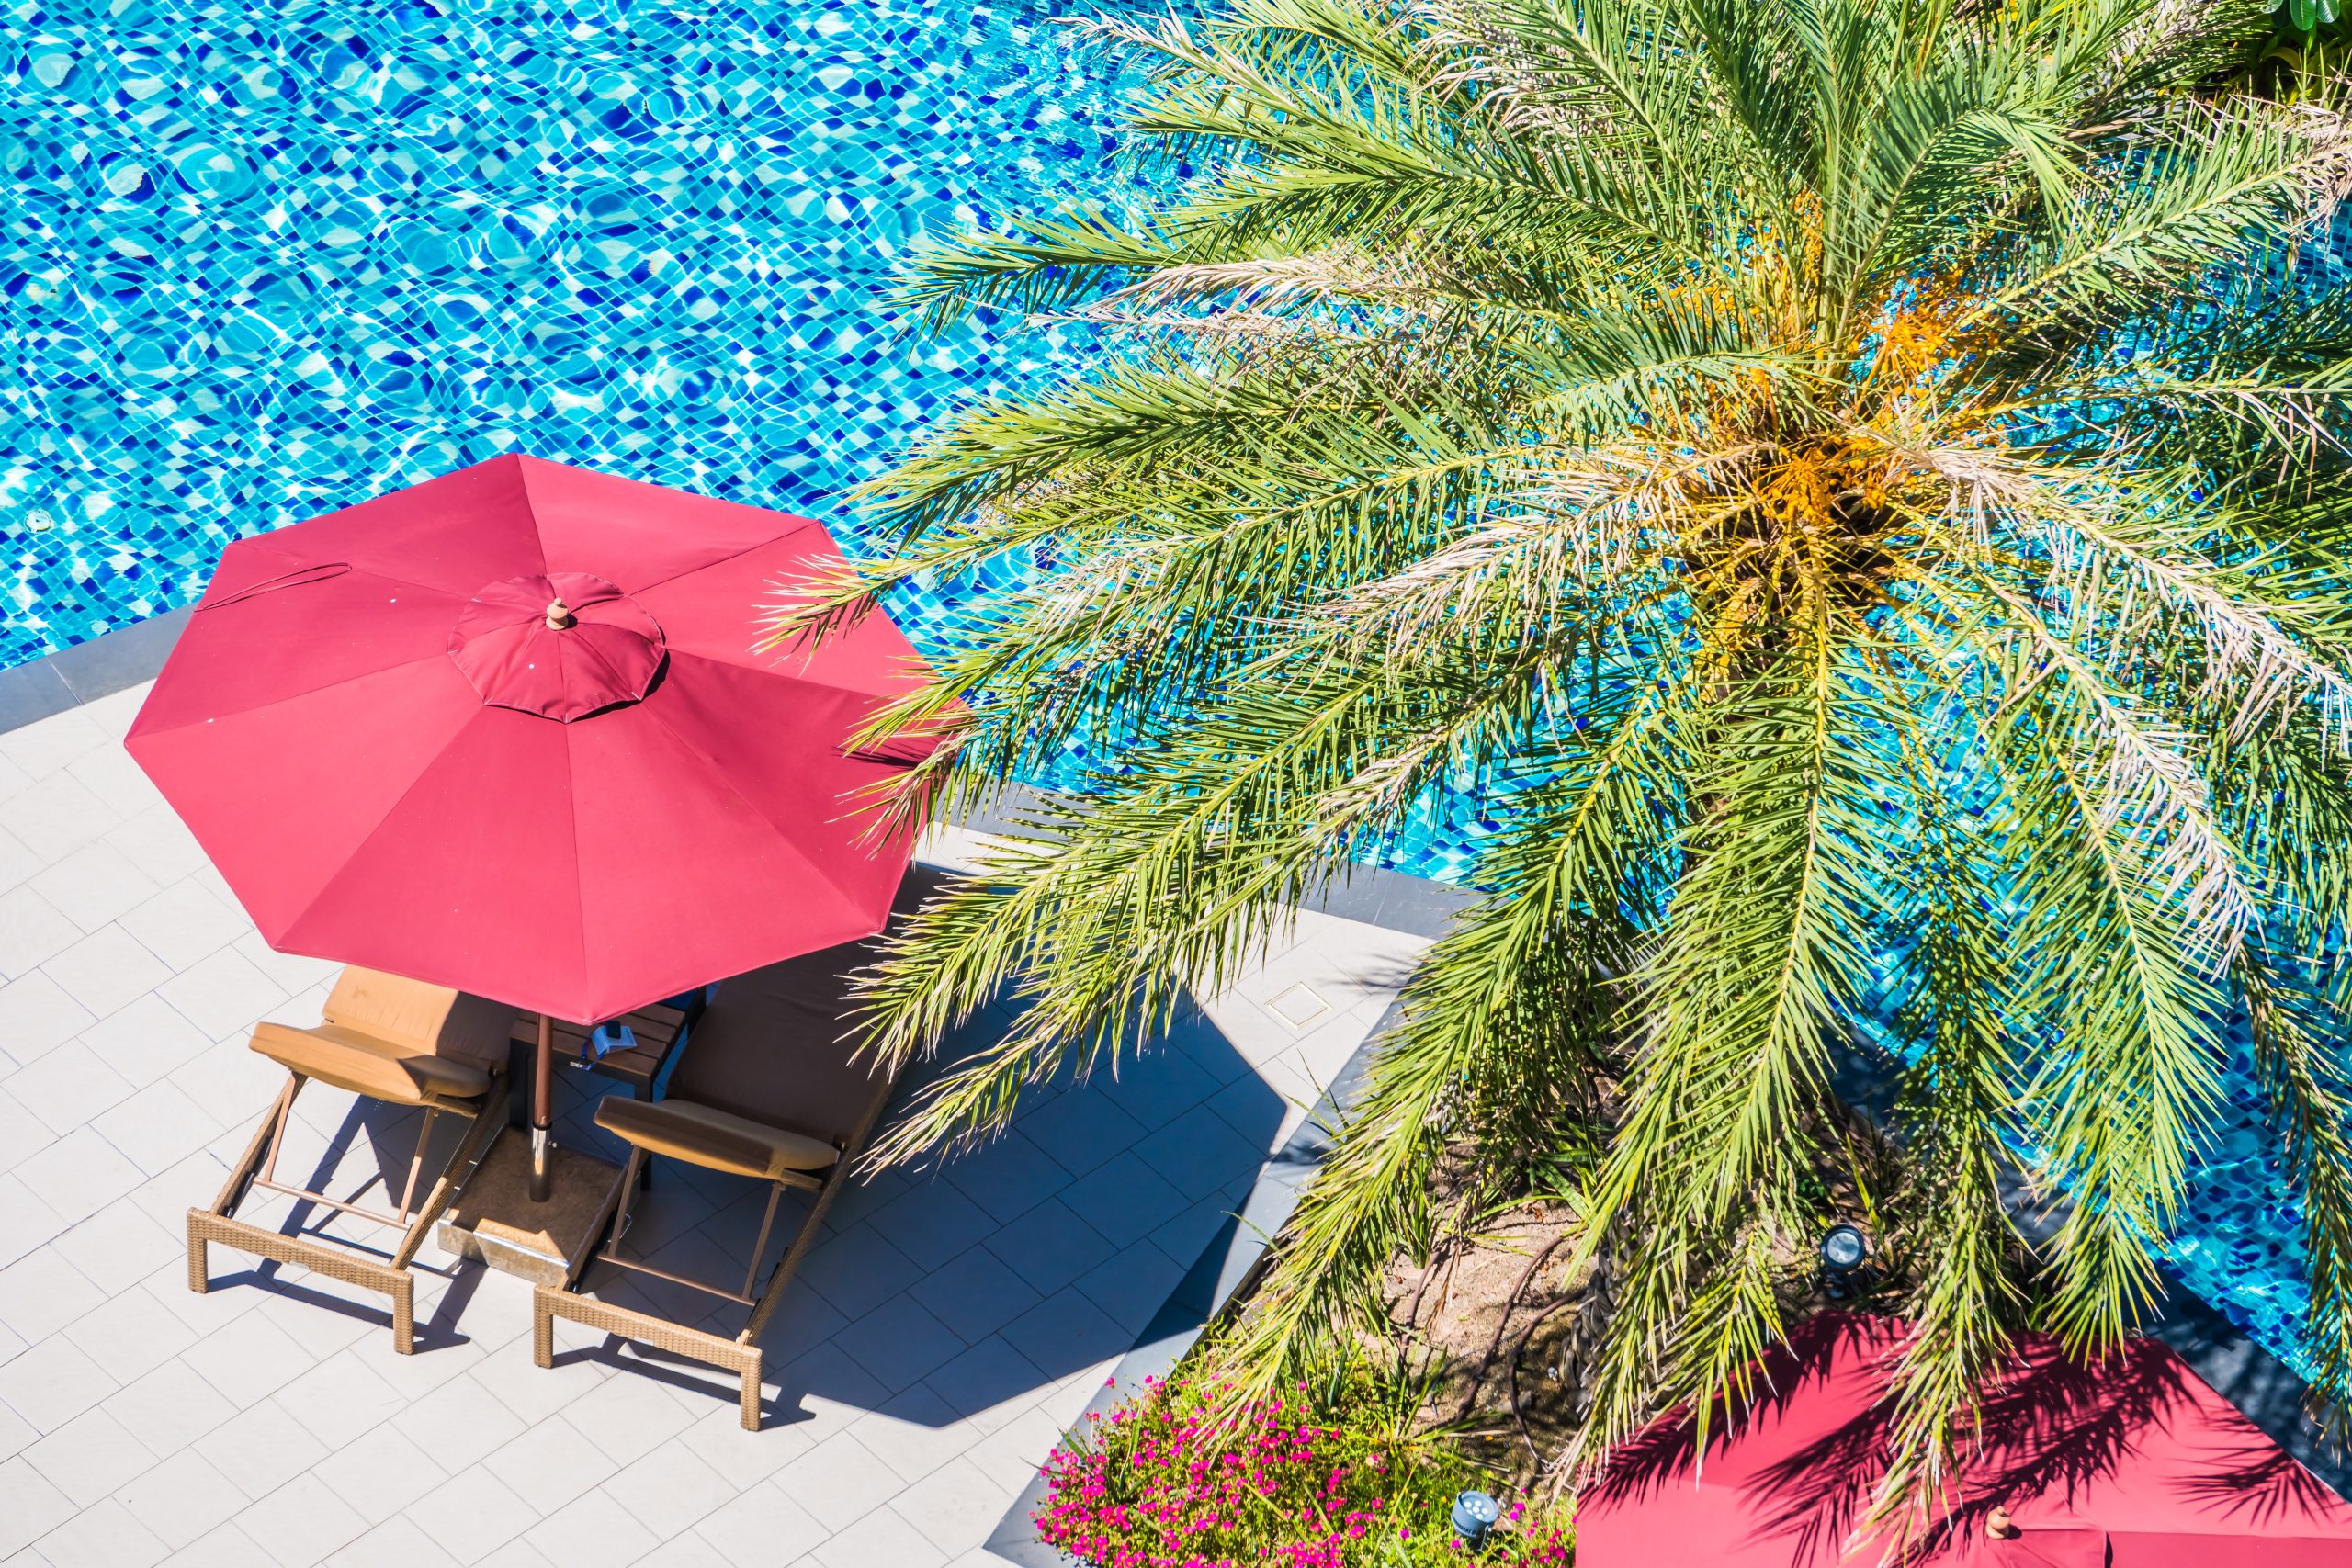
740,1182,786,1302
597,1147,648,1266
740,1360,763,1432
390,1076,510,1273
635,1082,653,1191
393,1106,441,1224
189,1075,302,1296
742,1177,843,1346
391,1272,415,1355
532,1288,556,1370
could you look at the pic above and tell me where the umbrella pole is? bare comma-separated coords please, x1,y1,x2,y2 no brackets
529,1012,554,1202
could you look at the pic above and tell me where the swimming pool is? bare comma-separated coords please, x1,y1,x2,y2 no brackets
1,0,2335,1393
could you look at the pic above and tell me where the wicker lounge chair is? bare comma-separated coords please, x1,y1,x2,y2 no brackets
530,873,933,1429
187,965,517,1351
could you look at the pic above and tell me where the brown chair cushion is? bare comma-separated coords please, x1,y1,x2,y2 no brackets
669,867,944,1140
594,1096,840,1181
250,1021,493,1107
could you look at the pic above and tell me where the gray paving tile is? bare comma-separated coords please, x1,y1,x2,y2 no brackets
1012,1090,1147,1179
978,1197,1117,1301
908,1246,1042,1348
1056,1151,1191,1247
865,1179,996,1272
999,1288,1131,1382
830,1292,967,1395
796,1221,926,1322
938,1128,1072,1226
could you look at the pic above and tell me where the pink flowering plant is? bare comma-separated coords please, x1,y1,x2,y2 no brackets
1036,1374,1573,1567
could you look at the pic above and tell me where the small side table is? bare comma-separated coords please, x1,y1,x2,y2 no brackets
503,1000,690,1120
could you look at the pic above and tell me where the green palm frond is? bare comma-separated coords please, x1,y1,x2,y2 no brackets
777,0,2352,1512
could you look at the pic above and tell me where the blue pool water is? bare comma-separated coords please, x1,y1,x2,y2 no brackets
0,0,2336,1391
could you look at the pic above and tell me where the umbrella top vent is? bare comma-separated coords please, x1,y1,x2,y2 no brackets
448,570,666,722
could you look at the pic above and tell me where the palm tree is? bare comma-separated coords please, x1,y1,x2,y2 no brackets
785,0,2352,1516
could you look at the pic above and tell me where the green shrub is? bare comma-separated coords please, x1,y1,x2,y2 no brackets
1036,1374,1573,1567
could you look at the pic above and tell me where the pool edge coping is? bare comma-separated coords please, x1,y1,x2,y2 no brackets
0,607,192,732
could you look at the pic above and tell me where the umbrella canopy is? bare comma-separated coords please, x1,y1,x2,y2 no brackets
1575,1315,2352,1567
128,454,942,1024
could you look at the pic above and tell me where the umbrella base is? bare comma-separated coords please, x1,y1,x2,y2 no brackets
435,1129,624,1288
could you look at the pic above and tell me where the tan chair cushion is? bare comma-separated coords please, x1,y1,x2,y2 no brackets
594,1096,841,1182
321,966,517,1068
250,1021,493,1107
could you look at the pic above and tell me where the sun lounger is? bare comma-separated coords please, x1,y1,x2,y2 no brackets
530,871,934,1429
187,965,518,1351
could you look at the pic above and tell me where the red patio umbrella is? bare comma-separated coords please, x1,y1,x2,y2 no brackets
1574,1315,2352,1566
128,454,943,1196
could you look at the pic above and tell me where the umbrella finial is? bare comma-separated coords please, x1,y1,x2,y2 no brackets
1984,1506,2016,1540
544,598,575,630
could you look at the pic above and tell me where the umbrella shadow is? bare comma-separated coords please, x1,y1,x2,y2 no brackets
214,1094,496,1349
548,986,1288,1429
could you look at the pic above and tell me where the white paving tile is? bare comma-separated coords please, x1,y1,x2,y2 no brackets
97,1362,240,1462
0,889,85,982
0,1248,106,1344
62,743,167,824
0,972,98,1068
41,925,172,1023
396,1463,534,1567
6,773,123,866
114,1447,252,1551
232,1473,369,1568
514,1487,658,1568
15,1129,148,1225
307,1427,447,1528
116,880,246,975
155,949,288,1043
30,845,163,938
6,1043,135,1138
60,1283,198,1388
160,1522,272,1567
0,1455,77,1559
0,1331,118,1436
21,1406,159,1507
0,1176,70,1273
810,1502,950,1568
28,1495,168,1568
74,993,213,1091
692,1478,830,1568
323,1515,460,1568
0,709,108,785
0,826,44,902
606,1443,739,1542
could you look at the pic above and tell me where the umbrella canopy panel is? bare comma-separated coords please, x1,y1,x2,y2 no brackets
1574,1315,2352,1567
129,455,943,1023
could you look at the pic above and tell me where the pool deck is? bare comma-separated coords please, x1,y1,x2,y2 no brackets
0,679,1431,1568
